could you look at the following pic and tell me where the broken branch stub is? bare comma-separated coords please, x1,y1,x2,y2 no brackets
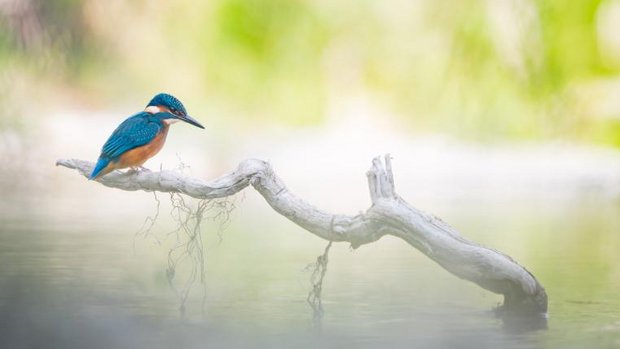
56,156,547,314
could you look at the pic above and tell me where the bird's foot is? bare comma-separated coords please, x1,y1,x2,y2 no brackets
127,166,151,175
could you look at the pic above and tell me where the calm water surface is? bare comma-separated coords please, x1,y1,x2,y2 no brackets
0,182,619,348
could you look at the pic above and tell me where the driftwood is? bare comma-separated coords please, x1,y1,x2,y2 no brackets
56,155,547,315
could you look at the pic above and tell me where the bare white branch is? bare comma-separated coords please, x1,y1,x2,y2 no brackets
56,155,547,314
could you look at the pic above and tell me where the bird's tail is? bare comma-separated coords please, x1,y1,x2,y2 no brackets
89,157,110,180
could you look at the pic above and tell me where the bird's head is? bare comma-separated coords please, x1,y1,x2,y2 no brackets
145,93,205,129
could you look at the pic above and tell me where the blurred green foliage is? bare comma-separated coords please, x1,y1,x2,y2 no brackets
1,0,619,145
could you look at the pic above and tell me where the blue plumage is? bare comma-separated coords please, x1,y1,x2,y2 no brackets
101,112,163,160
89,112,164,179
90,93,204,180
147,93,187,116
89,158,111,180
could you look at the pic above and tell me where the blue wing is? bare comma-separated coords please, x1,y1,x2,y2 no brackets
99,112,163,161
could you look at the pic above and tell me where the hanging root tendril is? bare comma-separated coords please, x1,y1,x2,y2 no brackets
133,191,162,247
163,191,237,316
306,241,333,322
165,193,207,316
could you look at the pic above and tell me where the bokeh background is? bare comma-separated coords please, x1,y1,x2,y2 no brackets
3,0,620,141
1,0,619,348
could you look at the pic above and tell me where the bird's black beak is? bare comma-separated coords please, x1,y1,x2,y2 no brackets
178,114,205,129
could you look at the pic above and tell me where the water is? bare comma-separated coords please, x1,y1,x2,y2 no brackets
1,182,619,349
1,135,620,349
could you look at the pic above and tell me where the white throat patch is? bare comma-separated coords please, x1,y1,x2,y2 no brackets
163,118,180,125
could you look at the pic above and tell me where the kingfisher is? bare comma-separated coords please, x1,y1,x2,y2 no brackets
89,93,204,180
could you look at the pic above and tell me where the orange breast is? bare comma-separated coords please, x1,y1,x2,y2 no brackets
116,125,170,168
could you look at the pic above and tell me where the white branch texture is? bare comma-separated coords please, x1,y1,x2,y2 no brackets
56,156,547,314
